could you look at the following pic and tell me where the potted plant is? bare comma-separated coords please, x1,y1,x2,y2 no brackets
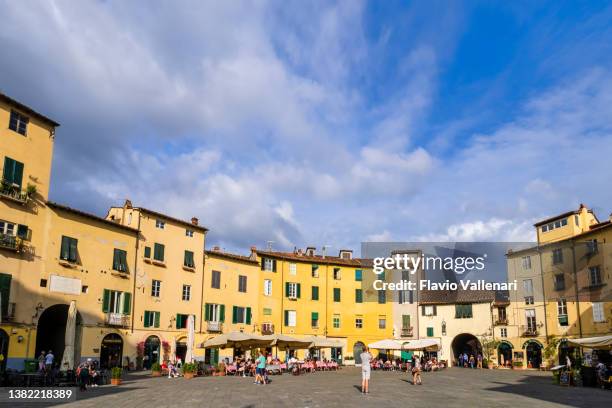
182,362,197,379
111,367,123,385
26,183,37,198
151,362,162,377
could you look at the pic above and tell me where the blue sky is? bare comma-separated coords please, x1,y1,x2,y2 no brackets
1,1,612,253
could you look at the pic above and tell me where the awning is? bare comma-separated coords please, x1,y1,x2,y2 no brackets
302,336,344,348
368,339,403,350
262,334,312,350
200,331,272,349
566,335,612,349
400,338,441,351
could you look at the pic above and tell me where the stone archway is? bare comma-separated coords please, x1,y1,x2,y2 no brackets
100,333,123,369
451,333,482,365
353,341,365,365
35,304,82,368
523,340,542,368
497,341,513,367
144,335,161,369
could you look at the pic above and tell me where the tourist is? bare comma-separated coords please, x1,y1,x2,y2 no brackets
37,351,46,373
463,352,468,367
45,350,54,372
412,356,422,385
469,355,475,369
255,351,267,385
477,354,483,369
77,363,89,391
360,346,372,394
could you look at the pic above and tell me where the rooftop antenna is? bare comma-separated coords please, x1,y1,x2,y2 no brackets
322,245,331,259
266,241,275,252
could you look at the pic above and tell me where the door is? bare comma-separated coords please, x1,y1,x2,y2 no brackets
100,334,123,369
144,336,160,369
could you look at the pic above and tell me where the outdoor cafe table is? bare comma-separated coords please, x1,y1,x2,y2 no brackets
266,364,282,374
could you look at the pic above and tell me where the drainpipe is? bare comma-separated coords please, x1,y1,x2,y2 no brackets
571,242,583,338
130,211,141,334
536,246,549,340
199,245,206,334
280,258,284,335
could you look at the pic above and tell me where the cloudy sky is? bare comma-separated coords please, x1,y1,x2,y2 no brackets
2,1,612,253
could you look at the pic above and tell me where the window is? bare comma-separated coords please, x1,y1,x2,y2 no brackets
232,306,252,324
40,279,47,287
2,157,24,188
144,246,151,259
355,269,362,281
378,290,386,304
426,327,434,337
333,288,341,302
289,263,296,275
586,239,598,254
264,279,272,296
262,258,276,272
557,299,568,326
284,310,296,327
286,282,300,298
402,315,411,330
592,302,605,323
552,248,563,265
82,285,88,293
184,250,195,268
522,256,531,270
589,266,602,286
399,270,412,304
185,229,194,237
500,328,507,338
102,289,131,314
112,249,128,272
525,309,536,332
311,312,319,328
422,305,437,316
355,288,363,303
143,311,160,328
311,285,319,300
204,303,225,322
151,280,161,297
155,219,165,229
263,308,272,316
575,215,580,226
523,279,533,295
176,313,189,329
498,307,507,321
333,314,340,328
542,218,568,233
333,267,341,280
211,270,221,289
378,317,386,329
525,296,534,305
355,316,363,329
182,284,191,301
238,275,247,293
455,304,473,318
9,110,28,135
311,265,319,277
153,243,165,262
554,274,565,291
60,236,78,263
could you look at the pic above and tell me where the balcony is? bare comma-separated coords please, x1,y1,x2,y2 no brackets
0,182,28,205
494,318,508,326
0,234,30,254
207,321,223,333
521,325,539,337
261,323,274,335
106,313,130,327
400,327,414,337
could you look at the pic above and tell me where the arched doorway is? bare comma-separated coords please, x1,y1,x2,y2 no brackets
353,341,365,365
451,333,482,365
524,340,542,368
497,341,513,367
35,304,82,368
144,336,160,369
175,338,187,363
0,329,9,373
558,339,576,366
100,334,123,369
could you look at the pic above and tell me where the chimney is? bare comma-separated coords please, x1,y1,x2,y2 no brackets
124,199,133,209
250,246,257,260
191,217,199,226
305,247,316,257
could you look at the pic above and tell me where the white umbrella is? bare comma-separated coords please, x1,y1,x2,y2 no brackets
303,336,344,349
262,334,312,350
185,315,195,363
368,339,403,350
61,301,77,370
201,331,272,349
401,338,440,351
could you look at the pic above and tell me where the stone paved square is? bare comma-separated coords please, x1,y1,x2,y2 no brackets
20,367,609,408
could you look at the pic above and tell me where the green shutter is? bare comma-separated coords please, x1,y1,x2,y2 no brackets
260,258,266,270
246,307,252,325
284,310,289,326
60,236,70,260
334,288,340,302
154,312,160,328
102,289,110,312
312,286,319,300
13,160,23,188
113,249,119,270
427,327,434,337
0,273,12,317
232,306,238,324
144,246,151,258
184,250,194,267
176,314,183,329
285,282,290,297
355,289,362,303
296,283,301,298
17,225,28,240
220,304,225,322
204,303,210,321
154,243,164,261
272,259,277,272
69,238,77,262
402,315,410,328
355,269,362,281
311,312,318,320
144,311,150,328
2,157,14,184
122,292,131,314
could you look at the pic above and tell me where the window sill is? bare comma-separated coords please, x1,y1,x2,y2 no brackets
145,259,166,267
583,283,606,290
59,259,79,268
111,270,130,279
183,265,196,272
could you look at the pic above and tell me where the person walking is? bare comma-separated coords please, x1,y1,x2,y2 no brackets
255,351,267,385
413,356,422,385
477,354,483,369
360,346,372,394
44,350,54,372
37,351,46,373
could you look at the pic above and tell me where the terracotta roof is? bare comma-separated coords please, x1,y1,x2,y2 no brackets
206,250,259,265
419,289,496,304
47,201,139,234
0,92,60,127
134,207,208,232
256,250,370,268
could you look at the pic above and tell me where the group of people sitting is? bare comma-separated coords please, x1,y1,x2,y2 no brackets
369,356,446,372
76,359,102,391
161,360,182,378
224,352,340,377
